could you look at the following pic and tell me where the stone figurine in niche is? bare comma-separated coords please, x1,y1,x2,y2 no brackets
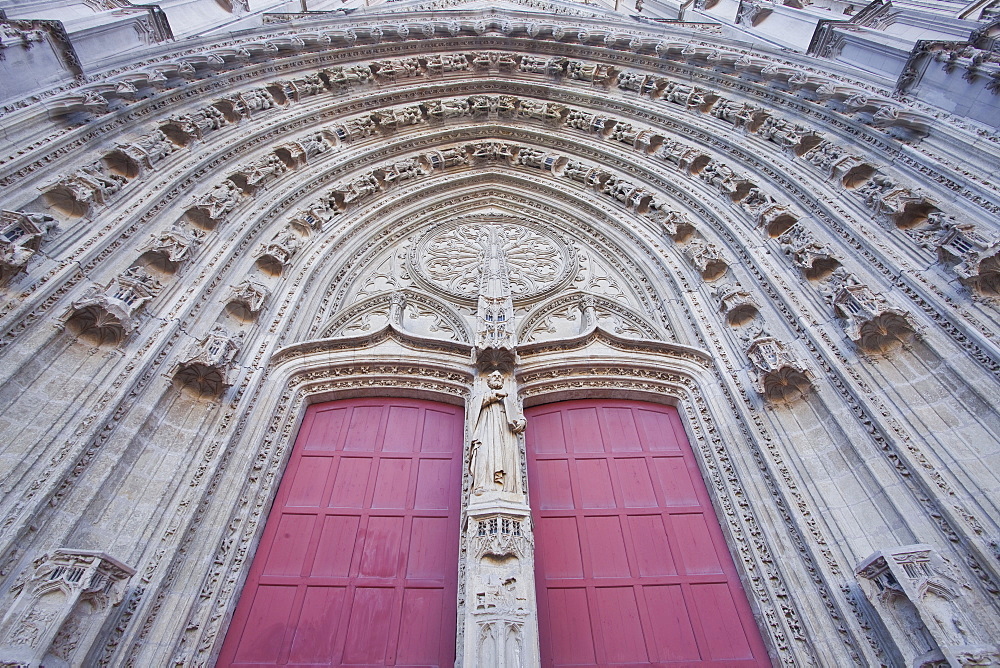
469,371,526,495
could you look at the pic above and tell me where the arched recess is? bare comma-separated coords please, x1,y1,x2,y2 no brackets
191,327,821,665
1,14,999,668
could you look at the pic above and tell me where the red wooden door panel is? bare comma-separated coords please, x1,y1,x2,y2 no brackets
218,398,464,667
526,400,771,667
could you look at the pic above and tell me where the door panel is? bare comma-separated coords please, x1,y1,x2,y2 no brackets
218,398,464,667
526,399,770,667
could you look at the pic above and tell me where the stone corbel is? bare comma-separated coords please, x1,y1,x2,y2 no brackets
756,204,799,237
186,179,244,228
856,544,1000,668
226,277,270,320
646,202,696,242
254,227,303,276
0,210,55,281
777,225,842,280
712,281,761,326
0,549,134,668
745,337,813,403
137,224,204,271
937,223,1000,297
62,267,162,346
833,282,918,354
229,153,288,194
682,237,729,281
172,325,245,396
44,163,127,218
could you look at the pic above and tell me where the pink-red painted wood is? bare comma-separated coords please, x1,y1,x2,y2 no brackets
526,400,771,667
217,398,464,667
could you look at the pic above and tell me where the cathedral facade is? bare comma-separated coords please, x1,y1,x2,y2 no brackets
0,0,999,665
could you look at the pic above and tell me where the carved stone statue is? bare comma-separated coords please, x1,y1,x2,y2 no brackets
469,371,526,496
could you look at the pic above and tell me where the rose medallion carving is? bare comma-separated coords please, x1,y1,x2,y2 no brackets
411,219,572,303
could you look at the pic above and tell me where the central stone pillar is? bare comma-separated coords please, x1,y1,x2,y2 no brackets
461,369,540,668
459,222,541,667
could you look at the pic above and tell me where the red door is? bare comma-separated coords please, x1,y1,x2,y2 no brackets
525,400,770,666
218,398,464,667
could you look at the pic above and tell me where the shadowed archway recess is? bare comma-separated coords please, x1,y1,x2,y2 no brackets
0,6,998,668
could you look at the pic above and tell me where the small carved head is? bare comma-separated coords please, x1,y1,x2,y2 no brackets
487,369,504,389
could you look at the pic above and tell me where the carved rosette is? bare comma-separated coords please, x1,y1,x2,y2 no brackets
0,550,134,668
410,218,573,305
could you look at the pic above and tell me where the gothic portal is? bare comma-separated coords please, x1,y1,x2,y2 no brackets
1,0,1000,666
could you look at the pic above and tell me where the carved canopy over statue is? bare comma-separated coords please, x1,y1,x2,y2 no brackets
469,371,526,496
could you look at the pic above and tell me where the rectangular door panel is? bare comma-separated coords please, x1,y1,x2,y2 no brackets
218,398,463,667
527,399,770,667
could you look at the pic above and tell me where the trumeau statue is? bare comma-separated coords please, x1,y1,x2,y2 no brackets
469,370,526,496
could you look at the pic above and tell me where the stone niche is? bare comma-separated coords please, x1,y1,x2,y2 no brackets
0,550,134,668
856,544,1000,668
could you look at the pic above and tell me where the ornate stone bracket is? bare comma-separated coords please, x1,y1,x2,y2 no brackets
0,549,134,668
856,544,1000,667
226,278,271,320
778,224,842,280
713,281,761,326
0,210,56,281
62,266,161,346
937,223,1000,297
254,227,303,276
746,336,813,403
682,237,729,281
137,224,204,272
833,281,918,354
172,326,245,396
43,163,126,218
186,179,243,228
